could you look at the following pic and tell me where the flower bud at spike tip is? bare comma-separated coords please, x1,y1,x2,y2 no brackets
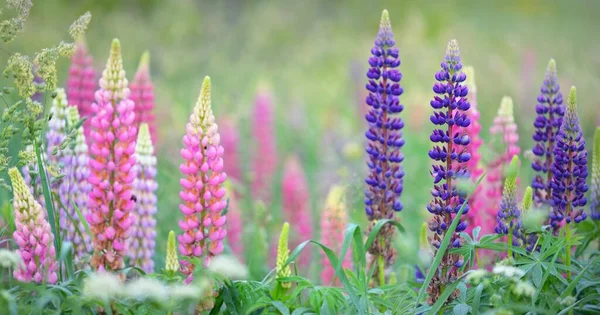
9,168,58,284
165,230,180,274
178,76,227,282
364,9,404,283
522,186,533,213
549,86,588,228
86,38,137,275
276,222,291,288
591,127,600,220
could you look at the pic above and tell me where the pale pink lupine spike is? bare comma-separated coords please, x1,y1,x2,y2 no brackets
130,51,157,145
251,87,277,204
219,116,242,183
281,155,312,269
224,182,243,261
66,37,97,142
86,39,137,275
178,76,227,281
9,168,59,284
320,185,351,285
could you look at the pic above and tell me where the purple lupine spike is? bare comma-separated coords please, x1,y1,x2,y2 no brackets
494,157,522,247
58,106,92,263
128,123,158,273
531,59,564,206
364,9,405,283
426,39,470,305
549,86,588,228
67,37,97,142
9,168,59,284
591,128,600,220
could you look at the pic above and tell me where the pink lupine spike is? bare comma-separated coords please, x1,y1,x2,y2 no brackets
251,87,277,204
127,123,158,273
281,155,312,269
9,168,59,284
67,37,97,142
86,39,137,276
224,182,244,261
218,116,241,183
483,96,521,235
320,186,351,285
130,51,157,145
178,77,227,279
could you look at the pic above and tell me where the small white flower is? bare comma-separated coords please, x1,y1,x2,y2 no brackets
169,283,206,301
208,255,248,279
123,277,168,302
511,281,535,297
0,249,22,269
82,272,123,301
465,269,488,284
492,265,525,279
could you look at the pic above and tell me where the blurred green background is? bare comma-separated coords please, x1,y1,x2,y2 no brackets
2,0,599,279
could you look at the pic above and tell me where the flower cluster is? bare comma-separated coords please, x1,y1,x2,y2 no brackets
531,59,564,206
320,185,352,285
58,106,92,262
591,127,600,220
549,87,588,227
128,123,158,273
495,156,522,247
251,88,277,204
9,168,58,284
364,9,405,279
224,182,244,260
86,39,137,274
426,39,470,305
165,230,180,274
219,117,242,183
130,51,157,145
66,37,97,141
178,76,227,281
275,222,291,289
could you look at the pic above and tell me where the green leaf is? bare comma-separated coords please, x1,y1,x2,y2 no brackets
471,283,484,314
531,264,542,288
427,280,460,315
453,303,470,315
270,301,289,315
71,199,92,238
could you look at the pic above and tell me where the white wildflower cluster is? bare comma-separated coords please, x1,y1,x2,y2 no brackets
492,265,525,279
0,249,22,269
208,255,249,279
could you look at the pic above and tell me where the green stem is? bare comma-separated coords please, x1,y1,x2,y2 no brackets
378,237,385,286
475,249,481,268
565,222,572,281
507,226,513,257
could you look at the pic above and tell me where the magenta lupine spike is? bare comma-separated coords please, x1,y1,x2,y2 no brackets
251,88,277,204
320,186,351,285
219,116,242,183
67,37,97,141
130,51,157,145
58,107,92,262
458,67,485,234
282,155,312,269
9,168,59,284
178,76,227,283
483,96,520,235
128,123,158,273
224,182,244,261
86,39,137,274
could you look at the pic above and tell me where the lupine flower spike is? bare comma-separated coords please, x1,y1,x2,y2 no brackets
86,39,137,275
484,96,520,235
549,87,588,228
459,66,485,234
520,186,538,252
282,156,312,269
219,117,242,183
320,185,351,285
58,106,92,262
531,59,564,206
9,168,58,284
130,51,157,144
67,37,97,140
224,181,244,260
178,77,227,283
251,87,277,205
128,123,158,273
550,86,587,280
46,88,69,160
426,39,470,305
165,230,180,275
495,156,521,256
364,9,405,285
590,127,600,220
276,222,291,289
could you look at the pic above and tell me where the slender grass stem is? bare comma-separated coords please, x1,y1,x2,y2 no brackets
378,236,385,286
507,226,513,257
565,222,572,281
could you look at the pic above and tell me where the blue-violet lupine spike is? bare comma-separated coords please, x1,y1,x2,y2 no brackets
364,9,405,281
495,156,522,246
590,128,600,220
549,86,588,229
531,59,565,206
426,39,470,306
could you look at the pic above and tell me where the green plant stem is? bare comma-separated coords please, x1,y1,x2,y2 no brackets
565,222,572,281
507,226,513,257
378,236,385,286
475,249,481,268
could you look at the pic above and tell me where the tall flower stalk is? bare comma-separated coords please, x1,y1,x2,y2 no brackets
130,51,157,145
86,39,137,275
549,87,588,280
178,77,227,282
275,222,291,289
495,156,521,257
364,9,405,285
251,88,277,205
320,185,351,285
9,168,58,284
219,117,242,183
591,127,600,221
531,59,564,206
128,123,158,273
66,37,97,141
58,106,92,262
426,39,470,305
282,155,312,269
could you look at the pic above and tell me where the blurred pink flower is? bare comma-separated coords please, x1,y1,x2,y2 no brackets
251,89,277,205
66,37,97,142
130,51,158,145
